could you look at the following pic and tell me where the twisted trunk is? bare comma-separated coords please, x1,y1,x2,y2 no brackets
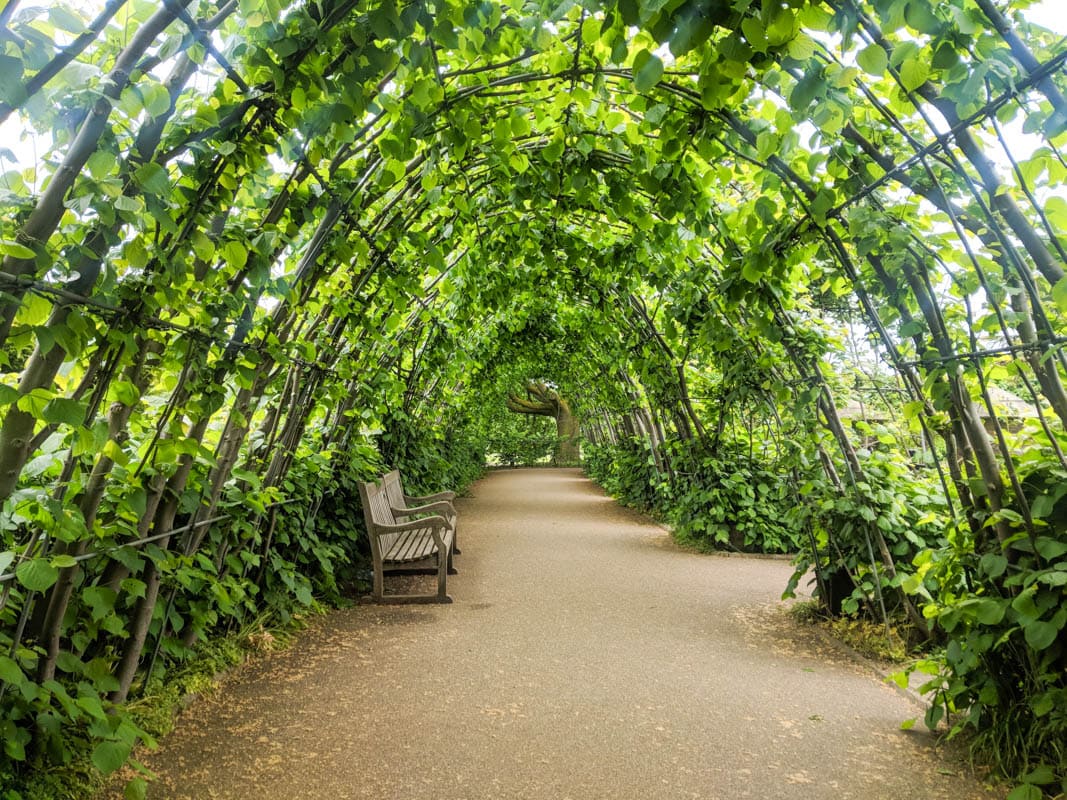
506,381,580,464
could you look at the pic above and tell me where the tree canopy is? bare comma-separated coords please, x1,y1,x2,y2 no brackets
1,0,1067,795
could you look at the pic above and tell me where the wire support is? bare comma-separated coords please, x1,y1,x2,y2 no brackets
0,498,303,585
897,336,1067,368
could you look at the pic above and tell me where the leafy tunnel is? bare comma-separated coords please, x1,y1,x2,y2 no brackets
1,0,1066,794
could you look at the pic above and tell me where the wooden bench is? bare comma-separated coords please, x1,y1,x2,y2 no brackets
381,469,460,554
357,476,456,604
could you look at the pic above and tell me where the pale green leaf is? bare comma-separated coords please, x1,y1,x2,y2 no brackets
632,49,664,92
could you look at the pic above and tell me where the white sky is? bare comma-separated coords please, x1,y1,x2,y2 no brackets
1028,0,1066,34
0,3,1065,183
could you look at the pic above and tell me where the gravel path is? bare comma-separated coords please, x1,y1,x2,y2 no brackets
107,468,1001,799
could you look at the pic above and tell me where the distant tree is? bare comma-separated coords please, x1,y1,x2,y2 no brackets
506,381,580,464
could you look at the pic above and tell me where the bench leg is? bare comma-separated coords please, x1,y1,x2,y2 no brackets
437,549,449,601
372,560,384,602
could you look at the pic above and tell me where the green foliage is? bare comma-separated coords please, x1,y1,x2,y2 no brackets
583,438,664,514
584,437,803,554
665,442,803,554
787,449,948,617
892,460,1067,792
484,412,557,467
378,411,485,497
1,0,1066,792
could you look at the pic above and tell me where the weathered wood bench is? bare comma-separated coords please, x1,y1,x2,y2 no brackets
381,469,460,554
357,476,456,604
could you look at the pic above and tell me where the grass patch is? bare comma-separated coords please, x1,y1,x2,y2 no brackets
789,600,910,663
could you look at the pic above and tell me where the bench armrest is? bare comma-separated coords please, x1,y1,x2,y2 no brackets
392,499,455,518
405,490,456,503
373,516,448,534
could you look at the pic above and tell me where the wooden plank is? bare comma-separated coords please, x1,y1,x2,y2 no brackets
386,529,437,562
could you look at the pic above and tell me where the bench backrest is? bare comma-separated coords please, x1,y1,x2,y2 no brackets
381,470,410,523
357,478,399,559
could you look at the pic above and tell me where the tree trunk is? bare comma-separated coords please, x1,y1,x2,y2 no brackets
555,400,580,464
506,381,580,465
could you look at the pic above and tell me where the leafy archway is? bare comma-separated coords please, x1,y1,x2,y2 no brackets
1,0,1066,794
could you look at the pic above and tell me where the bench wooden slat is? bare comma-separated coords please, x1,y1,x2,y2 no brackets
388,528,430,562
382,469,459,553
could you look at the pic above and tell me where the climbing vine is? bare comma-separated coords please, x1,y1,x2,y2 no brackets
1,0,1066,796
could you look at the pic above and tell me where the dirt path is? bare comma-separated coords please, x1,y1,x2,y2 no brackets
106,468,1000,799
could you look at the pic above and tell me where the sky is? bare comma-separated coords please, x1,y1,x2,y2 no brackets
1028,0,1066,34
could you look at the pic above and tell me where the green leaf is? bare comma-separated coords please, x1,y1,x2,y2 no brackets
741,17,767,52
790,69,822,111
112,380,141,406
102,439,129,466
765,7,797,45
116,581,146,607
1020,765,1057,785
55,651,84,675
0,384,18,407
974,598,1006,625
0,655,25,686
87,150,116,180
787,32,816,61
632,49,664,92
135,162,171,196
43,397,86,427
221,241,248,269
899,57,929,92
77,693,108,720
742,260,765,283
1012,588,1041,620
1006,784,1043,800
0,55,25,106
50,6,86,33
51,554,78,569
669,13,715,56
904,1,942,35
979,553,1008,578
125,778,148,800
1030,494,1055,519
0,550,14,573
1034,537,1067,561
83,586,118,622
1024,620,1058,650
511,114,530,138
92,740,132,775
856,44,888,76
1031,692,1055,718
931,41,959,70
16,558,60,591
114,194,144,213
1051,276,1067,313
0,239,35,259
542,134,564,163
